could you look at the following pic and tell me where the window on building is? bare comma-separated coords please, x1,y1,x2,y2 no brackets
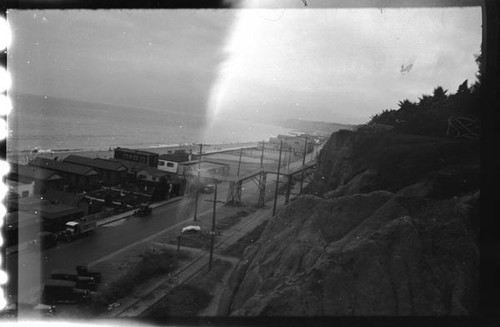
134,155,139,161
159,161,165,166
22,191,30,197
167,162,175,168
140,157,146,163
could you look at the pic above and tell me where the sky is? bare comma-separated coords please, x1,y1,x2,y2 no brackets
7,1,482,125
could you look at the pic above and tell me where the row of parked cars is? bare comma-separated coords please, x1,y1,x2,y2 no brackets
42,265,102,305
1,265,100,319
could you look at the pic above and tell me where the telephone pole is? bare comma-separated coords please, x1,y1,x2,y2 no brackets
236,147,243,176
273,139,283,216
193,143,203,221
300,137,308,194
208,183,218,271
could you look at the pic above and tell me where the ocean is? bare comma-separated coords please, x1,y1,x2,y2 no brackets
7,93,293,157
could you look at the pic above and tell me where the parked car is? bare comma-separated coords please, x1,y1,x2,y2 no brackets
135,203,152,217
42,279,90,304
76,265,102,283
50,269,98,291
181,225,201,234
0,303,56,318
33,303,57,317
201,184,215,194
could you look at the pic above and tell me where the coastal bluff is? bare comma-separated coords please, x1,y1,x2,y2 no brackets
227,129,480,316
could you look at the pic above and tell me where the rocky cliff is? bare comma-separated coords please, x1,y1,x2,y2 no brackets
228,130,479,316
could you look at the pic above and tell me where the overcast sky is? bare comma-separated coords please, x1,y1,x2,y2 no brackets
8,2,482,125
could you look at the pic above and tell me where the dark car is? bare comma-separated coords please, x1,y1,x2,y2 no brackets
50,269,98,291
42,279,90,304
201,184,215,194
76,265,102,284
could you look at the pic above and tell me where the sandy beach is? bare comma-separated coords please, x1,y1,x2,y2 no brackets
7,141,261,165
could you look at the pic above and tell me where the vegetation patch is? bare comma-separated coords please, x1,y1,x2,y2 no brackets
144,259,231,317
216,210,250,230
90,247,184,313
172,231,212,250
223,221,268,258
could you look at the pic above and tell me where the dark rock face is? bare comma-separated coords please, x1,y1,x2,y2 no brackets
313,130,479,196
229,192,479,316
229,130,479,317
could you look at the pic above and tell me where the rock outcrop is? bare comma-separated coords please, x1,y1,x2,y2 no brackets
228,130,479,316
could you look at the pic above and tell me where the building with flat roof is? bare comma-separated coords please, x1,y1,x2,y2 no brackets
158,150,196,174
6,196,51,212
114,147,159,168
5,211,42,246
35,203,85,232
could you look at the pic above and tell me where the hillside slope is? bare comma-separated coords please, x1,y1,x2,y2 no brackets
227,130,479,316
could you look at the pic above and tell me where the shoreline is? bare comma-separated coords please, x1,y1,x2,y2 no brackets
7,141,262,164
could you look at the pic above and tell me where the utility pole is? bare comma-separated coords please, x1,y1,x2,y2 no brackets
257,140,266,208
260,141,265,171
287,149,292,170
300,137,308,194
237,147,243,176
193,143,202,221
273,139,283,216
208,183,218,271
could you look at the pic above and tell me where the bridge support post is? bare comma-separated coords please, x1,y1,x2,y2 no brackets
227,180,242,205
285,175,292,205
234,181,242,204
227,181,235,204
257,172,267,207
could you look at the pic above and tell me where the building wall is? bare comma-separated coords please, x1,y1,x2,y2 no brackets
157,159,179,174
114,148,159,167
9,181,35,198
96,168,128,186
137,171,169,183
36,178,63,195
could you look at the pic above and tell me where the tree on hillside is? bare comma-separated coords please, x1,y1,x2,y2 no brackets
432,86,448,101
398,99,416,111
472,51,483,91
456,80,471,95
418,94,434,108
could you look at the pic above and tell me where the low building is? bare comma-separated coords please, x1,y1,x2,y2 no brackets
158,150,194,174
6,196,51,213
110,158,149,181
8,180,35,198
29,157,100,191
63,155,128,186
36,203,85,232
137,166,171,183
114,147,159,168
8,163,63,195
5,211,42,246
